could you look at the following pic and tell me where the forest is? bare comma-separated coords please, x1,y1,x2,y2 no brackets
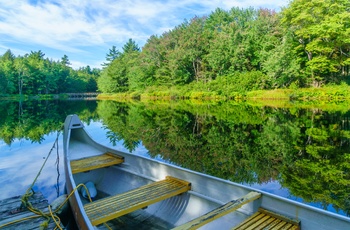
0,0,349,97
0,50,99,96
98,0,350,97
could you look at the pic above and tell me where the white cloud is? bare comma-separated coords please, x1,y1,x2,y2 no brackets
0,0,289,68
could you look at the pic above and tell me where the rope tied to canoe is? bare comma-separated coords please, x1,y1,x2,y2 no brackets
20,129,63,229
0,183,93,229
1,125,114,229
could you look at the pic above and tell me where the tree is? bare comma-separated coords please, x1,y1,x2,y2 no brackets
132,35,161,89
61,54,71,66
204,7,259,77
282,0,350,86
0,49,100,95
228,7,259,73
177,17,207,83
255,9,305,88
102,46,120,67
40,59,57,94
0,49,16,94
98,39,141,93
122,38,140,54
29,50,45,60
25,50,46,94
75,66,100,92
164,20,195,85
14,56,29,95
106,57,129,92
204,9,234,77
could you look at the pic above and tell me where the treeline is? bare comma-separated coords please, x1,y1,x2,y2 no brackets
0,50,100,95
98,0,350,95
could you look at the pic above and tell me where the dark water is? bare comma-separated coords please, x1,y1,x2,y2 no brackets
0,99,349,218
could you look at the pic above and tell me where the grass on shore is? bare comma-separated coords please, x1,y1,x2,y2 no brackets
98,84,350,102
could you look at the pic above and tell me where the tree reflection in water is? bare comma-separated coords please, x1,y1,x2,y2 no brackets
0,99,349,216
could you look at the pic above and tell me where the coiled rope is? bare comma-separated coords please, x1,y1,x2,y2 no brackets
0,183,92,229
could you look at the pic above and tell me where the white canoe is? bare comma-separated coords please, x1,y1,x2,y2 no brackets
64,114,350,229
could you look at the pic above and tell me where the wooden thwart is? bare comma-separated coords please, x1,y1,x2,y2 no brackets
232,208,300,230
84,176,191,226
173,191,261,230
70,152,124,174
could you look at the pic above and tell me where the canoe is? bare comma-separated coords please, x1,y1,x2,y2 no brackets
64,114,350,229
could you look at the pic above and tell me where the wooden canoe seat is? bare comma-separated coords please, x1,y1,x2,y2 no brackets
70,152,124,174
84,176,191,226
232,208,300,230
173,191,261,230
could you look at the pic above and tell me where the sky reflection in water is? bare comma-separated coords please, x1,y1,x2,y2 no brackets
0,121,151,204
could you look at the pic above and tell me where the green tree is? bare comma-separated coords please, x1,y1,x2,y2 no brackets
25,50,46,94
75,65,100,92
61,54,71,66
282,0,350,86
0,50,99,95
122,39,140,54
204,7,259,77
226,7,257,73
13,56,29,95
105,56,129,92
102,45,120,68
203,8,233,77
94,3,350,94
175,17,207,83
0,49,16,94
98,39,141,93
152,30,178,85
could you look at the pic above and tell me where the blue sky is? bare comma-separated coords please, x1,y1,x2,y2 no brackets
0,0,289,69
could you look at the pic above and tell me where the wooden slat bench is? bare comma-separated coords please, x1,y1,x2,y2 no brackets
70,152,124,174
173,192,261,230
84,176,191,226
232,208,300,230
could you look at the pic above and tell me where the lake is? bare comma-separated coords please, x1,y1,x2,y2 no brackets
0,99,349,218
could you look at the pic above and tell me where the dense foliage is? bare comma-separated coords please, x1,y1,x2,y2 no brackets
0,50,100,95
98,0,350,94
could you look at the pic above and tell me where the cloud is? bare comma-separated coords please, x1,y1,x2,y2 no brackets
0,0,289,68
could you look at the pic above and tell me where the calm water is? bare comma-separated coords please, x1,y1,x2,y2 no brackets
0,99,349,218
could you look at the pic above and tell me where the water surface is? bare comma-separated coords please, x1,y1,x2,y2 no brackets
0,99,349,217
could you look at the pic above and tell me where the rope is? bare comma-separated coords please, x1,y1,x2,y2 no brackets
48,201,62,230
0,128,113,229
0,182,114,229
21,130,62,229
31,131,60,192
0,183,87,229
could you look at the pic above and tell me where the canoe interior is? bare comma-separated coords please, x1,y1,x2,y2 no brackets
72,165,249,229
69,129,252,229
